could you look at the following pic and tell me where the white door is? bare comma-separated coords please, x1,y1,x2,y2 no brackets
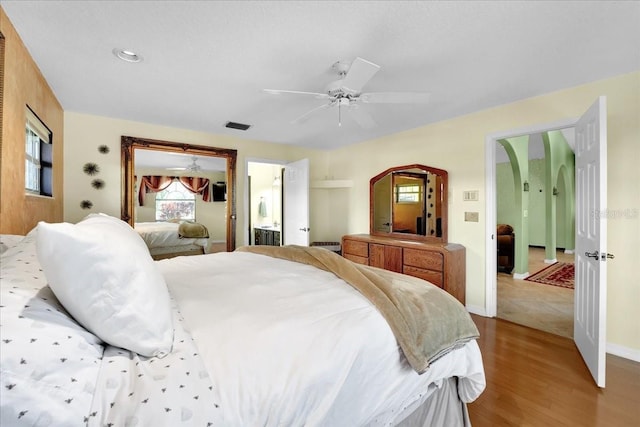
283,158,310,246
574,96,608,388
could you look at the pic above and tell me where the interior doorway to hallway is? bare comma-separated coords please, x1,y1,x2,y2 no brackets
494,130,576,336
485,97,609,387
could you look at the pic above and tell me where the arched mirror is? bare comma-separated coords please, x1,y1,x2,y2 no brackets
121,136,238,253
370,164,448,243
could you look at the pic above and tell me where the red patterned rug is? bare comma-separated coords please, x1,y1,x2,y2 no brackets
525,262,574,289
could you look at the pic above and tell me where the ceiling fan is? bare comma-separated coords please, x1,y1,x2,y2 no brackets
264,57,430,128
166,156,202,172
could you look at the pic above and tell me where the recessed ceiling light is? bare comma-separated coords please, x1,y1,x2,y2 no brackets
113,48,142,63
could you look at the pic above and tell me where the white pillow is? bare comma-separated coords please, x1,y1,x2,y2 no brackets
36,213,173,357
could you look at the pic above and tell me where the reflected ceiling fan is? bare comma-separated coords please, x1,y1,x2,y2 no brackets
264,57,430,128
166,156,202,172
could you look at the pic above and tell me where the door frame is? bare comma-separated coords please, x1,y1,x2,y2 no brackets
484,117,578,317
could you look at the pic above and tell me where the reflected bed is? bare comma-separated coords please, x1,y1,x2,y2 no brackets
134,221,223,259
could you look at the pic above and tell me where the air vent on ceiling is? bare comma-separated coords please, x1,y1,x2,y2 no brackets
225,121,251,131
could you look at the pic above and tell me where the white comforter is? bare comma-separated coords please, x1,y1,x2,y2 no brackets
134,221,208,249
158,252,485,426
1,234,484,426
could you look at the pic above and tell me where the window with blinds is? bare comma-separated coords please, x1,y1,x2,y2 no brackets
25,107,53,197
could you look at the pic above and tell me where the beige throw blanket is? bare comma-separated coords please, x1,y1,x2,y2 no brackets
178,221,209,239
236,245,479,374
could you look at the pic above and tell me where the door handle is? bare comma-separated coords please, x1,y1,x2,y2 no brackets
585,250,599,260
585,250,615,261
299,227,310,232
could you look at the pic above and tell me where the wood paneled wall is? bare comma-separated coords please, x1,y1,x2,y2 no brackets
0,7,64,234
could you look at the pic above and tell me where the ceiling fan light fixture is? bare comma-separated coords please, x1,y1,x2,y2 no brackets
186,156,202,172
265,56,427,129
113,48,142,63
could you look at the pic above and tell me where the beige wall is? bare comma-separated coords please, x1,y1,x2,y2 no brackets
0,8,64,234
63,112,331,246
327,72,640,353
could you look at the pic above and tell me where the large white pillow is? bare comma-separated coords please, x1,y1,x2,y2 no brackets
36,213,173,357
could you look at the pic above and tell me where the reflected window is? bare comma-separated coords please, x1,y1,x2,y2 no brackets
395,184,422,203
155,181,195,221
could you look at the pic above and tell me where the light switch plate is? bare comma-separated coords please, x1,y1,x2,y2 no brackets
463,190,479,201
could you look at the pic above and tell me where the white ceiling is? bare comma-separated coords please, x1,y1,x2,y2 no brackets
3,1,639,151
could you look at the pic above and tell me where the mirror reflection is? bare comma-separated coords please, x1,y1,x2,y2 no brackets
121,136,238,257
370,164,448,243
134,150,228,257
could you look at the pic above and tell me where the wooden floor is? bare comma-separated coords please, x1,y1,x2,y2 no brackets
467,315,640,426
497,247,574,338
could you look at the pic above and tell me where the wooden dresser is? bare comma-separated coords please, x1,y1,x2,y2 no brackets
341,234,466,305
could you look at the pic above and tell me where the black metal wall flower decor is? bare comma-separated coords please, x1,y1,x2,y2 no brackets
83,162,100,176
98,145,110,154
91,179,105,190
80,200,93,209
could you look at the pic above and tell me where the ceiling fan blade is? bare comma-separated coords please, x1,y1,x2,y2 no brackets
341,57,380,94
348,105,377,129
264,89,330,99
292,102,333,124
166,167,187,171
360,92,431,104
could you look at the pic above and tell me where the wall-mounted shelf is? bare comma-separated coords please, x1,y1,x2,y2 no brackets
310,180,353,189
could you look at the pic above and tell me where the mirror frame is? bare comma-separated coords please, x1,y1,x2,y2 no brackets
121,135,238,251
370,163,448,243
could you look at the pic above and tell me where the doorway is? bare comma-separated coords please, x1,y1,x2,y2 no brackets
484,116,577,318
494,131,576,337
485,96,609,387
246,161,284,246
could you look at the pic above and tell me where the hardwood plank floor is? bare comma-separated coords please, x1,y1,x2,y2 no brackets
467,315,640,427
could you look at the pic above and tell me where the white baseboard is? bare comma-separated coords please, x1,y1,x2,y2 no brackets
564,249,574,254
607,342,640,363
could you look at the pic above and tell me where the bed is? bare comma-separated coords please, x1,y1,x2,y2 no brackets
134,221,222,259
0,214,485,426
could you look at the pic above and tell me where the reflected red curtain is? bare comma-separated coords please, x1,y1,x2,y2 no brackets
178,177,211,202
138,175,173,206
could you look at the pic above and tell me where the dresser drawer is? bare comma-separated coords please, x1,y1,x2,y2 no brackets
403,248,443,271
403,266,444,288
343,253,369,265
341,234,465,305
343,239,369,258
